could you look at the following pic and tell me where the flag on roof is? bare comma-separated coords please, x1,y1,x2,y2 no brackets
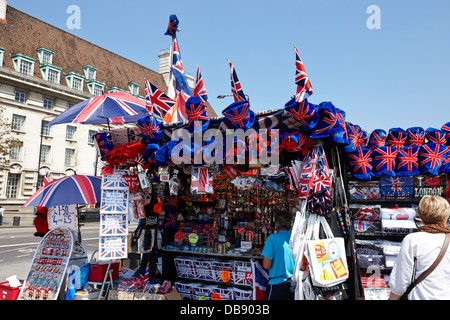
294,45,313,103
144,79,175,119
194,65,208,102
228,60,246,102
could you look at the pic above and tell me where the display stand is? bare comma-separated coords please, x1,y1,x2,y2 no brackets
18,228,73,300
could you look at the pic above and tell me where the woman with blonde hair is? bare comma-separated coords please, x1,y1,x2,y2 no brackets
389,195,450,300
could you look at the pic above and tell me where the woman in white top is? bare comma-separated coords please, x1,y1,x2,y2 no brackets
389,195,450,300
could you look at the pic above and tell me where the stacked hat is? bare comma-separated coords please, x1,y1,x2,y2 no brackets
280,130,307,153
284,98,318,132
330,108,349,144
143,143,160,165
406,127,425,146
386,128,407,150
396,146,420,176
371,146,398,177
136,114,163,143
419,143,449,175
425,127,446,145
345,123,368,151
346,148,373,179
311,101,342,139
367,129,387,150
441,122,450,145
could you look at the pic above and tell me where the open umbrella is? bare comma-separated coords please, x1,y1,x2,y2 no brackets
23,175,101,208
47,91,148,126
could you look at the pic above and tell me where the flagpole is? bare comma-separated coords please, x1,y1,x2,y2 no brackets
167,35,176,99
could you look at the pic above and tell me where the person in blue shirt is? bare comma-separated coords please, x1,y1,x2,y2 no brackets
261,210,296,300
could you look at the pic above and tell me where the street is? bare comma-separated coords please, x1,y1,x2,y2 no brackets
0,223,104,282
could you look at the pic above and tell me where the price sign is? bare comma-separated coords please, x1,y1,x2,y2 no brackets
48,204,78,231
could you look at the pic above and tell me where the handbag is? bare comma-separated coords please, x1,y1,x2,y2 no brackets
400,233,450,300
306,214,349,287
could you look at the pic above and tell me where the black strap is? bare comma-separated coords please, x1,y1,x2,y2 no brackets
401,233,450,299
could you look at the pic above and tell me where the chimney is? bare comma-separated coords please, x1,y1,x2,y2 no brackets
0,0,6,21
158,50,171,86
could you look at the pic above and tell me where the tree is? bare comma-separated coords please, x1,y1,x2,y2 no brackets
0,106,21,168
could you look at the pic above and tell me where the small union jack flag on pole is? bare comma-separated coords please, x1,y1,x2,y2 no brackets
144,79,174,119
194,65,208,102
294,45,313,103
228,60,246,102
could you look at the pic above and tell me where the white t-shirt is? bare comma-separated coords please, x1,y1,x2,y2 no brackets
0,208,4,216
389,232,450,300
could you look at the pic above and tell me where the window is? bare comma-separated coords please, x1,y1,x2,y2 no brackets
83,65,97,80
41,120,51,136
0,47,4,67
6,173,21,198
10,141,23,160
12,115,25,131
40,145,51,163
65,72,84,91
93,84,103,96
88,130,96,144
11,53,35,76
86,79,105,96
40,65,61,84
47,69,59,83
66,126,76,140
37,47,53,64
14,90,26,103
43,98,53,110
128,82,139,96
64,149,75,166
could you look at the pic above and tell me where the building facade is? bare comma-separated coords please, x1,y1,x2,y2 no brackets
0,3,215,220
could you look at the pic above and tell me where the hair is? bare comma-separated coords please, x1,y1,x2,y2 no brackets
418,195,450,225
274,211,292,231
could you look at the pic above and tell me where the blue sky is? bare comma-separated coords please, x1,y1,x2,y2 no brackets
8,0,450,133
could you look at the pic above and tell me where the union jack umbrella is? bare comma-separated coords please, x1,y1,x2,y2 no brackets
347,148,374,180
23,175,101,207
406,127,425,146
47,91,147,126
136,114,163,143
386,128,407,150
396,145,420,176
145,79,175,119
367,129,387,150
227,60,246,102
284,97,318,131
372,146,398,177
294,45,313,103
425,127,446,145
419,143,449,175
194,65,208,102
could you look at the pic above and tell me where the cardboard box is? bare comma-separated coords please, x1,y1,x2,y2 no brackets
108,289,183,300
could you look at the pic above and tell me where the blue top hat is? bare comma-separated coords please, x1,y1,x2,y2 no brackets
396,145,420,176
345,123,367,152
367,129,387,150
441,122,450,145
143,143,160,164
419,143,449,175
425,127,446,145
281,130,307,153
330,108,348,144
284,97,318,132
406,127,425,146
185,96,210,134
136,114,163,143
346,147,374,180
311,101,342,139
386,128,407,150
371,146,398,177
222,100,255,131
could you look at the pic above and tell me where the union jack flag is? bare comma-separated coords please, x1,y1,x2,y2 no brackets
228,60,246,102
222,101,251,128
294,45,313,103
100,189,129,213
99,236,127,259
194,65,208,102
43,171,51,186
144,79,174,119
100,214,128,236
373,146,398,173
171,38,192,96
419,143,449,172
397,146,419,173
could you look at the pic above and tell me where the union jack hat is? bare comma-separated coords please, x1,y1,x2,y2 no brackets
185,96,210,133
425,127,446,145
143,143,160,164
406,127,425,146
92,132,113,161
396,145,420,176
371,146,398,178
164,14,179,36
345,123,368,152
280,130,307,153
136,114,163,143
283,97,318,132
441,122,450,145
346,148,374,180
330,108,349,144
222,100,255,131
439,147,450,173
367,129,387,150
311,101,342,139
386,128,407,150
419,143,449,175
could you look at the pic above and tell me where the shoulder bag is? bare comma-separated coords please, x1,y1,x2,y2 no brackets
400,233,450,300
